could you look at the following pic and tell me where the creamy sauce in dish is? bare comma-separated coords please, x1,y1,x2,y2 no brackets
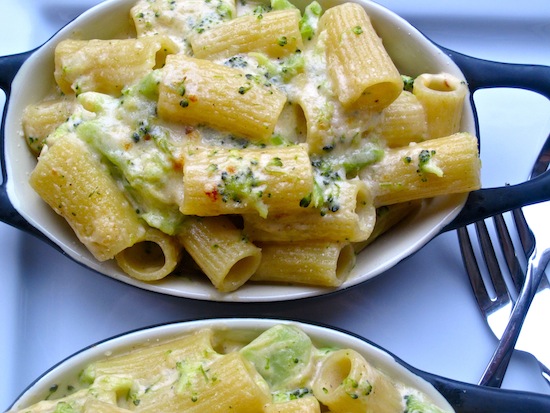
9,324,452,412
21,0,478,290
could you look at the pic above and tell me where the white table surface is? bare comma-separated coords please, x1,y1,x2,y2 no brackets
1,0,550,410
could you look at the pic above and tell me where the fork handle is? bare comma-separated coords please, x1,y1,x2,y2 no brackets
479,248,550,387
440,47,550,232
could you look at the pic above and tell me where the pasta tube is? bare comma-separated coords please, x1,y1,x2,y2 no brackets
135,352,271,413
191,9,303,59
115,228,182,281
243,179,376,242
131,0,236,54
158,54,287,143
251,241,355,287
413,72,468,139
181,143,313,217
264,396,321,413
54,36,177,96
364,132,481,207
29,133,147,262
82,399,132,413
312,349,402,413
177,216,262,292
353,201,421,253
320,3,403,110
376,91,428,147
81,329,216,384
22,96,76,156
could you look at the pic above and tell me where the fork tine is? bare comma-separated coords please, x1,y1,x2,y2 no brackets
512,208,550,292
474,219,510,303
457,226,492,313
512,208,535,256
493,214,524,294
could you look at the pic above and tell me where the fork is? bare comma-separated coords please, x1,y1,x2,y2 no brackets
457,136,550,388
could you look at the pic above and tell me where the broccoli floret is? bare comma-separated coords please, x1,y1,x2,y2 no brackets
240,324,313,390
405,394,449,413
271,0,297,10
341,143,385,176
279,52,305,81
53,402,77,413
137,69,162,100
299,1,323,41
402,75,415,92
250,52,304,82
417,149,443,178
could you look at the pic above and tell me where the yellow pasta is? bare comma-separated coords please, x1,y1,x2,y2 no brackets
243,179,376,242
312,349,402,413
22,96,76,155
180,143,313,217
191,9,303,59
115,228,182,282
176,216,262,292
353,201,421,253
264,395,322,413
135,352,271,412
319,3,403,110
376,91,428,147
251,241,355,287
158,54,287,143
29,132,147,262
54,36,177,95
22,0,482,292
412,72,468,139
82,399,132,413
12,325,454,413
81,329,216,383
363,132,481,207
131,0,236,54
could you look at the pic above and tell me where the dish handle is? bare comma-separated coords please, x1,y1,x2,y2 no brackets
415,367,550,413
0,50,45,236
441,47,550,232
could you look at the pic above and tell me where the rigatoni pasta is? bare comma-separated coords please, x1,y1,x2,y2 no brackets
29,132,147,262
251,241,356,287
177,216,262,292
22,0,480,292
158,54,287,143
412,72,468,139
54,36,177,96
10,324,453,413
364,132,481,207
319,2,403,110
180,143,313,217
376,91,428,148
190,9,303,59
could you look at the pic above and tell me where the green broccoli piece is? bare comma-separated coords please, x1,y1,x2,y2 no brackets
341,143,385,176
417,149,443,178
405,394,449,413
137,69,162,100
299,1,323,41
271,0,297,10
402,75,415,92
53,402,78,413
240,324,313,390
250,52,304,83
279,53,305,82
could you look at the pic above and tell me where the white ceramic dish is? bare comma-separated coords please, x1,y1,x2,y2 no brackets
7,318,550,412
1,0,549,302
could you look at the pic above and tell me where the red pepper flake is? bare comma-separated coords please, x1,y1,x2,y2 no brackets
205,188,219,202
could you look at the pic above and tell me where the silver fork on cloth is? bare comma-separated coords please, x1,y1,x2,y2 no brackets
458,136,550,387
